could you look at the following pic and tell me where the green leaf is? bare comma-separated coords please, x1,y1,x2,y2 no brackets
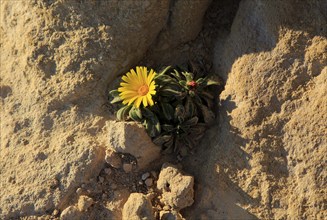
184,96,195,118
110,96,122,104
161,102,174,121
156,66,171,78
116,105,132,121
161,124,174,132
109,89,122,104
109,89,119,97
181,71,193,82
142,108,161,135
171,69,182,81
153,135,173,146
174,104,185,123
129,106,142,121
182,116,198,127
205,79,220,86
199,104,215,125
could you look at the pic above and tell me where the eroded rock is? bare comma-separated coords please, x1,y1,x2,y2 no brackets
157,163,194,210
122,193,154,220
108,121,161,170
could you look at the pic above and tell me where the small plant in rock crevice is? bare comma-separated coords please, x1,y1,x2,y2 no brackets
109,65,220,155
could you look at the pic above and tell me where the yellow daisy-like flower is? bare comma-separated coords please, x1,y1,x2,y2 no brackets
118,66,156,108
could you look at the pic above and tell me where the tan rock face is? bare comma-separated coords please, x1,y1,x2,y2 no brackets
108,121,161,170
184,0,326,219
0,0,210,218
122,193,154,220
157,163,194,210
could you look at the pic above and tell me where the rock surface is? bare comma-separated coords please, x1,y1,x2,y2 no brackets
183,0,327,219
1,0,326,219
0,0,209,218
157,163,194,210
108,121,161,170
122,193,154,220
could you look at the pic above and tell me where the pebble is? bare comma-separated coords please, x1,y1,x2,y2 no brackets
104,168,112,175
163,205,170,211
141,172,150,180
151,171,158,179
77,195,94,212
145,178,153,187
98,176,104,183
105,149,122,168
111,183,117,190
138,180,143,185
123,163,133,173
76,188,83,195
52,209,59,216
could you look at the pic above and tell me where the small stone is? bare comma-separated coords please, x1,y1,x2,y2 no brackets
142,172,150,180
60,206,82,220
105,149,122,168
102,193,107,199
122,193,154,220
160,210,184,220
145,178,153,187
104,168,112,175
163,205,170,211
111,183,117,190
98,176,104,183
123,163,133,173
76,188,83,195
151,171,158,179
52,209,59,216
77,195,94,212
138,181,143,185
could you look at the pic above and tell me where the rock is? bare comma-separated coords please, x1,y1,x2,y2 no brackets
108,121,161,170
122,193,154,220
52,209,59,216
123,163,133,173
60,206,83,220
76,188,83,195
157,163,194,210
0,0,173,217
77,195,94,212
151,171,158,179
98,176,104,183
142,172,151,180
105,149,122,169
160,210,184,220
145,178,153,187
104,168,113,175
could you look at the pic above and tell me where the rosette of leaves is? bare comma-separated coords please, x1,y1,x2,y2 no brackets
109,66,220,155
149,66,219,153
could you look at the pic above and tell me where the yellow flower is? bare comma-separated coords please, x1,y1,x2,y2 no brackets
118,66,156,108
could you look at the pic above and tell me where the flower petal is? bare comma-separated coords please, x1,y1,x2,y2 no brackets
134,96,142,108
146,93,154,106
142,96,148,107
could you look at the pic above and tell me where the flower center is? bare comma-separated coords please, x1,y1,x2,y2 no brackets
187,80,197,87
138,85,149,96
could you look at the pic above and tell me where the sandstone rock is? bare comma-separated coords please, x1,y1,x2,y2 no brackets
60,206,83,220
108,121,161,170
123,163,133,173
105,149,122,169
77,195,94,212
142,172,151,180
122,193,154,220
145,178,154,187
160,210,184,220
0,0,170,218
185,0,327,219
157,163,194,210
